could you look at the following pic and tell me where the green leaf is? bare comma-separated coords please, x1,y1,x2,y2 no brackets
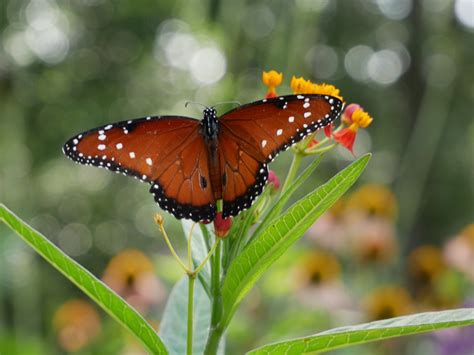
246,308,474,354
252,154,323,240
0,203,167,355
159,277,211,355
221,154,370,328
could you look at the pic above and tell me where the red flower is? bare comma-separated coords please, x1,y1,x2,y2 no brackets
324,124,333,138
333,104,373,153
214,212,232,238
333,128,357,154
268,170,280,189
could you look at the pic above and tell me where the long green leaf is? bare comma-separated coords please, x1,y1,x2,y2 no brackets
252,154,324,240
221,154,370,328
247,308,474,354
0,204,167,355
159,277,211,355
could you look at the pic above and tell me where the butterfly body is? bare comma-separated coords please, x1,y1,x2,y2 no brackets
200,108,223,199
63,94,343,222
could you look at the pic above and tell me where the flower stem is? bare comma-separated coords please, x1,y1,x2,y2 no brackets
195,239,220,275
187,274,196,355
280,152,303,194
305,143,337,155
157,221,190,274
188,222,196,268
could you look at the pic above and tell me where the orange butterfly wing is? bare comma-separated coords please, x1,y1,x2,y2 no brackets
63,116,216,221
218,94,343,217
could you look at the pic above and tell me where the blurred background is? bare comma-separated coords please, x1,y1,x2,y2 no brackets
0,0,473,354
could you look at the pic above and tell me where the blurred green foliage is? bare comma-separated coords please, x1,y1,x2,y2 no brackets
0,0,473,354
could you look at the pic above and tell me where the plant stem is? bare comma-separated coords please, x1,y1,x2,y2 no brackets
188,222,196,268
205,241,223,354
187,274,196,355
158,222,190,273
280,152,303,194
204,325,224,355
195,239,220,274
306,143,337,155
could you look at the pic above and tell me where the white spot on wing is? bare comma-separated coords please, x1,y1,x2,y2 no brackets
116,143,123,150
261,140,267,148
98,134,106,141
277,129,283,136
146,158,153,166
303,102,310,108
304,112,312,118
129,152,136,159
288,116,295,123
98,144,106,151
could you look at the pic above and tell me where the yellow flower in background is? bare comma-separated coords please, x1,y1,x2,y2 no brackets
409,245,461,309
409,245,446,287
262,70,283,98
346,184,398,220
294,250,352,311
53,299,101,352
102,249,166,313
362,285,414,321
444,224,474,281
296,250,341,287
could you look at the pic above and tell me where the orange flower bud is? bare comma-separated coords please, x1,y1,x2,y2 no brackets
154,214,165,227
262,70,283,98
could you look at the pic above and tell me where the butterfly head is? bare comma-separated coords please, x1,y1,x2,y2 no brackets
202,107,218,139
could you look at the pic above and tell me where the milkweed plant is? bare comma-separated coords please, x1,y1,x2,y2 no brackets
1,70,473,355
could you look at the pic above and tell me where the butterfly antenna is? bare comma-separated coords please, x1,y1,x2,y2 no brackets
185,101,209,110
212,101,242,109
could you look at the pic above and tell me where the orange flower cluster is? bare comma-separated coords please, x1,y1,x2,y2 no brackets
262,70,373,153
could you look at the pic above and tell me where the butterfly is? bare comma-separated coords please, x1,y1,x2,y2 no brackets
63,94,343,222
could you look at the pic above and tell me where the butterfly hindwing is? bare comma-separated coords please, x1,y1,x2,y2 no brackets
217,126,268,217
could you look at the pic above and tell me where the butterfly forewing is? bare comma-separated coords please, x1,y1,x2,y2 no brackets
217,94,343,217
63,116,216,222
220,94,343,161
